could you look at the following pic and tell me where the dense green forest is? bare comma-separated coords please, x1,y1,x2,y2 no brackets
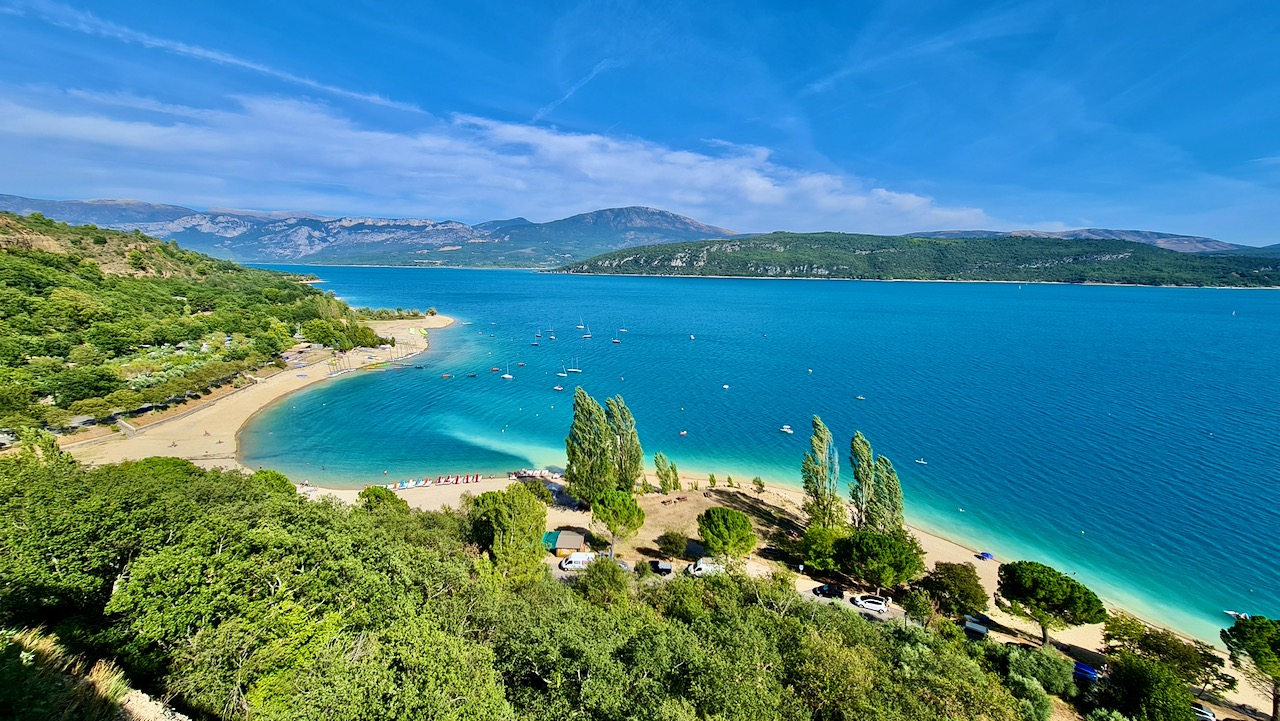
0,434,1029,721
556,232,1280,287
0,212,388,433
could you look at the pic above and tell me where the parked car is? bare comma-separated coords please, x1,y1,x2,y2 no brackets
1073,662,1100,685
649,560,673,576
1190,702,1217,721
812,584,845,599
686,557,725,577
852,594,889,613
615,560,630,572
558,552,597,571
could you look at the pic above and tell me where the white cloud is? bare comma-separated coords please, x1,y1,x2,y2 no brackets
7,0,423,113
0,89,995,233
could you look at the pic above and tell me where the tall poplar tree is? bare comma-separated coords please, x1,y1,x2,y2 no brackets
848,431,905,533
564,387,616,505
801,415,843,530
605,395,644,492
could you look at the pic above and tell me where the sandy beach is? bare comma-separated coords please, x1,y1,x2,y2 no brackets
66,316,455,471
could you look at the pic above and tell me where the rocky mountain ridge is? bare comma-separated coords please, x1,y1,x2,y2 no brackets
3,193,1268,266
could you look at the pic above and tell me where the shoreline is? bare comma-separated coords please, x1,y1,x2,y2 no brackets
550,271,1280,289
300,471,1266,713
66,315,455,472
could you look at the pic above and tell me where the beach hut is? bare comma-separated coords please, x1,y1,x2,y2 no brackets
544,530,589,558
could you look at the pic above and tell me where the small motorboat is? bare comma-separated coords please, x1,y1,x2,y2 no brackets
553,385,564,391
679,430,687,436
722,384,730,389
856,395,866,400
517,362,525,367
780,425,793,434
441,373,451,379
690,334,695,340
1225,610,1251,620
467,373,477,378
915,458,927,465
490,367,500,372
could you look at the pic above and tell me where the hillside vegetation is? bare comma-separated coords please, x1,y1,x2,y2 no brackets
558,232,1280,287
0,212,387,432
0,438,1032,721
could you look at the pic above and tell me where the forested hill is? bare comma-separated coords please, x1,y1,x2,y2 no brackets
0,212,389,433
557,232,1280,287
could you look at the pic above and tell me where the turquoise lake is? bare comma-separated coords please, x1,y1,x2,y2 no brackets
241,266,1280,642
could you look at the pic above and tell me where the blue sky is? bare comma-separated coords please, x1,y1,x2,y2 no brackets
1,1,1278,243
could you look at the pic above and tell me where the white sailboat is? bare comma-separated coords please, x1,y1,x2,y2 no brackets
501,363,513,380
582,324,593,339
566,357,582,373
557,365,568,377
575,318,585,330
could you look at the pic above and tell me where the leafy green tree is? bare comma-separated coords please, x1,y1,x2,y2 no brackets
657,529,688,559
518,476,555,505
801,415,843,530
998,560,1107,644
1085,710,1130,721
752,476,765,493
1221,615,1280,721
654,451,680,494
1006,673,1052,721
800,526,844,572
696,507,756,558
921,561,989,616
564,388,616,505
575,557,631,608
51,365,123,406
901,588,935,626
835,529,925,592
848,431,904,533
357,485,409,513
1106,612,1235,697
604,395,644,491
591,490,645,558
1008,646,1076,698
1097,652,1196,721
468,483,547,577
708,472,717,488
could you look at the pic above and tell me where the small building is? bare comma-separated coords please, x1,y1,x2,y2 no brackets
543,530,589,557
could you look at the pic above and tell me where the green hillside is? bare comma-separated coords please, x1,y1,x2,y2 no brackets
0,212,387,432
557,232,1280,287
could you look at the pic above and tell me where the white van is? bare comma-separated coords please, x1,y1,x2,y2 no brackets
686,557,725,577
558,552,597,571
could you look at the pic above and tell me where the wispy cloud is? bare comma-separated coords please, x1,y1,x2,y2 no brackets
531,58,620,123
0,89,996,232
5,0,423,113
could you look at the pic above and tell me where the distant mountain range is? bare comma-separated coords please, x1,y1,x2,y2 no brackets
2,193,1275,265
0,195,734,267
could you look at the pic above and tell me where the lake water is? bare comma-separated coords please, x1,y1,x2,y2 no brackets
241,266,1280,642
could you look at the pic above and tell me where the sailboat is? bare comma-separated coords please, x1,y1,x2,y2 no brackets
915,458,927,465
501,364,513,380
582,325,593,339
575,318,585,330
611,332,621,344
566,357,582,373
557,365,568,377
531,334,539,346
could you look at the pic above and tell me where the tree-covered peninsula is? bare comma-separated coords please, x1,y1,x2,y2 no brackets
0,212,390,433
556,232,1280,287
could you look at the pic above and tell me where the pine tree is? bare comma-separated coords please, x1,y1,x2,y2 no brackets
605,395,644,492
564,387,616,505
801,415,844,530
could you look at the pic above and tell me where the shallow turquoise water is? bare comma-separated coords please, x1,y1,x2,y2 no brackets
242,267,1280,642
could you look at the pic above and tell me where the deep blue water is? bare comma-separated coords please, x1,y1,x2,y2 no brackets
241,266,1280,642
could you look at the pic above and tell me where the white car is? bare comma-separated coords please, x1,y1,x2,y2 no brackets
852,594,889,613
1190,702,1216,721
686,557,725,577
